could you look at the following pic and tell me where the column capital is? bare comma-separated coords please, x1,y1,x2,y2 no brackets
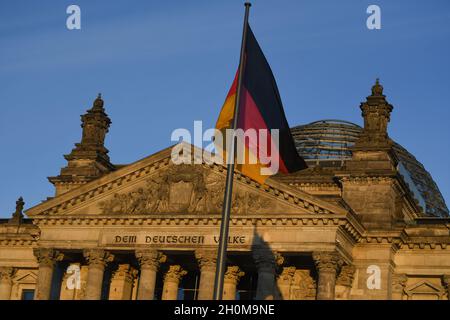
0,267,15,281
336,265,356,287
164,265,187,284
83,249,114,268
277,266,296,286
312,251,343,273
224,266,245,285
253,248,284,272
112,264,139,282
195,249,217,271
136,250,166,271
33,248,64,267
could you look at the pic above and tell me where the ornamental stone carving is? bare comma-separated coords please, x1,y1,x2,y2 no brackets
83,249,114,268
391,273,408,300
353,79,394,150
112,264,138,282
291,269,316,300
164,265,187,283
278,267,296,286
99,164,272,215
336,265,356,287
0,267,15,281
312,251,343,273
224,266,245,285
195,249,217,271
33,248,64,267
392,274,408,292
136,250,166,271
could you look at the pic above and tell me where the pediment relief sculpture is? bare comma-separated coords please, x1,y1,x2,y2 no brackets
99,164,274,215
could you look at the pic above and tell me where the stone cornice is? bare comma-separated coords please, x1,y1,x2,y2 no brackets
30,213,358,229
356,229,450,250
339,175,396,185
26,144,349,218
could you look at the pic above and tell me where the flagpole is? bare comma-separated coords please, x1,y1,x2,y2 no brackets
213,2,251,300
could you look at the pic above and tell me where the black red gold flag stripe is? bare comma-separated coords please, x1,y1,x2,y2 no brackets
216,23,307,183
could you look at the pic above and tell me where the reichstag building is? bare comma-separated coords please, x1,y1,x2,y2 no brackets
1,80,449,300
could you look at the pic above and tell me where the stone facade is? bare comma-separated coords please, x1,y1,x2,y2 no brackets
1,83,450,300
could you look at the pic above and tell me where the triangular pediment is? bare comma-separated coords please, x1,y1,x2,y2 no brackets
405,281,444,294
26,144,348,217
13,271,38,283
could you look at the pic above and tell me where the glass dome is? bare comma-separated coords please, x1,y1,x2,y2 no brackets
291,120,449,217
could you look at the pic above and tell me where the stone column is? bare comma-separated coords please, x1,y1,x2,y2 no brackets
253,249,284,300
223,266,245,300
83,249,114,300
109,264,138,300
33,248,64,300
335,265,356,300
195,249,216,300
135,250,166,300
391,274,407,300
442,275,450,301
161,265,187,300
277,267,296,300
0,267,15,300
312,251,342,300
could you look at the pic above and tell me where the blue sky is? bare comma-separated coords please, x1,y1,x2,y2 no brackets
0,0,449,217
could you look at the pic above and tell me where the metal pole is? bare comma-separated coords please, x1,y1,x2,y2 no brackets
213,2,251,300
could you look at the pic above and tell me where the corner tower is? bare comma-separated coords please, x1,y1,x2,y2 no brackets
49,94,115,196
340,79,409,228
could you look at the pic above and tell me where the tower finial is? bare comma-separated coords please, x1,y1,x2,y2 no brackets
371,78,384,96
92,93,104,110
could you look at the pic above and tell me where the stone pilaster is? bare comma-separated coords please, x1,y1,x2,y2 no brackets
162,265,187,300
391,274,408,300
253,249,284,300
83,249,114,300
109,264,138,300
135,250,166,300
441,275,450,300
195,249,216,300
33,248,64,300
335,265,356,300
0,267,15,300
223,266,245,300
277,267,296,300
313,251,342,300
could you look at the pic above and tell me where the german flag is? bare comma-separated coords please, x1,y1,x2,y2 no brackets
216,23,307,184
